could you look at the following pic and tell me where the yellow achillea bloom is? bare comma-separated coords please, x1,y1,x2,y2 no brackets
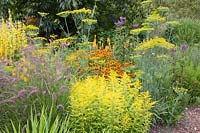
134,36,175,51
38,12,49,17
57,8,92,17
130,27,154,35
69,71,155,132
71,8,92,14
146,12,166,22
157,6,170,12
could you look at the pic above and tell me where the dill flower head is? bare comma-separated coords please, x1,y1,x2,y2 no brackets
146,12,166,22
157,6,170,12
130,27,154,35
71,8,92,14
38,12,49,17
56,10,71,18
134,36,175,51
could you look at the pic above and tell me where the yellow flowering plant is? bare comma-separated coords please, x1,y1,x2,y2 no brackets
134,36,175,51
0,15,27,60
69,71,155,132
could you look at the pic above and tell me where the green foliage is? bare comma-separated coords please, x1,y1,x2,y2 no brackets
155,0,200,19
172,46,200,104
0,46,70,130
133,50,190,125
1,106,70,133
69,71,155,132
168,18,200,46
96,0,144,30
183,64,200,104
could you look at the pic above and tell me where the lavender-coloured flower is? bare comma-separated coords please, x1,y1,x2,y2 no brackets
114,16,126,27
28,87,39,97
180,44,188,51
17,89,27,98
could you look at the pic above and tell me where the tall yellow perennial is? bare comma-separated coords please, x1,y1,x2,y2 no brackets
0,15,27,60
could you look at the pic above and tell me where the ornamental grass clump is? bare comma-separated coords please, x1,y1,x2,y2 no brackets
0,15,27,60
69,71,155,132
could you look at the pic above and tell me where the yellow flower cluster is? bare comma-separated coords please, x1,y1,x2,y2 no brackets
31,48,50,56
146,12,166,22
130,27,154,35
69,71,155,132
134,36,175,51
57,8,92,17
38,12,49,17
157,6,170,12
82,18,97,24
25,25,39,30
141,0,152,5
173,87,188,94
33,37,47,41
166,21,181,26
24,25,39,37
0,16,27,60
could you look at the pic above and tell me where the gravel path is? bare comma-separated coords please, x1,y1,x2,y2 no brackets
150,106,200,133
173,106,200,133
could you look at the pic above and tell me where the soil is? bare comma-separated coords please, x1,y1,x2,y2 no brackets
149,106,200,133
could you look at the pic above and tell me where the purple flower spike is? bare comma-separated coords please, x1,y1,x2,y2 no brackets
51,93,57,101
180,44,188,51
17,89,27,98
28,87,39,97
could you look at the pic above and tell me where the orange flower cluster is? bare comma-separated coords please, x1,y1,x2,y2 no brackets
88,48,133,77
